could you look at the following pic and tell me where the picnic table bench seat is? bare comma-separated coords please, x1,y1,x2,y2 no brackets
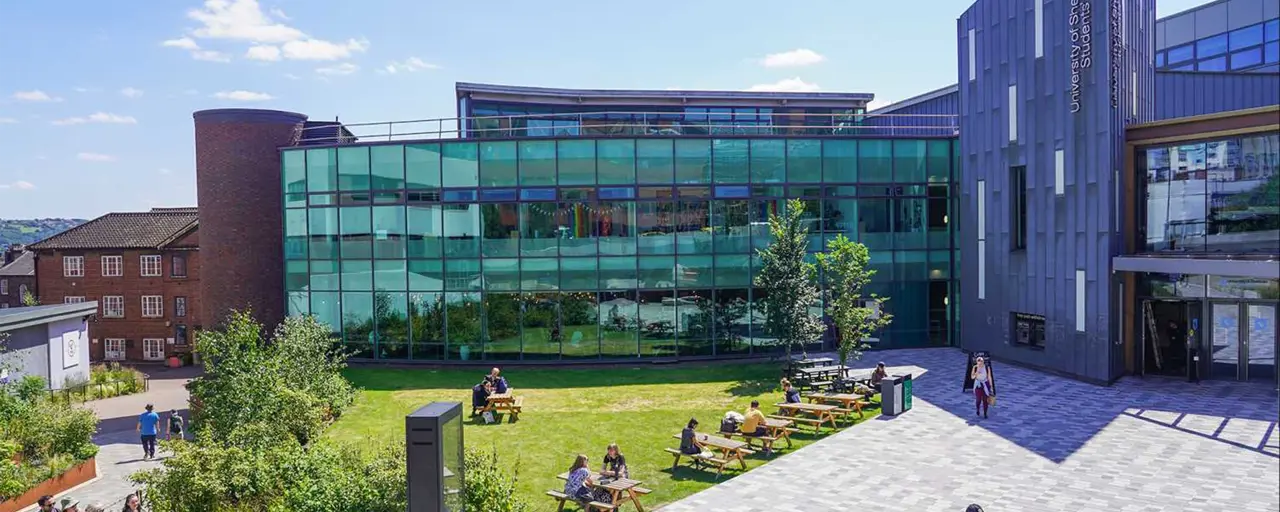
663,447,730,475
723,432,778,454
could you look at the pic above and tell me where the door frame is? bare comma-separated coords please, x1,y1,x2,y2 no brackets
1137,298,1201,378
1207,300,1280,382
142,338,166,361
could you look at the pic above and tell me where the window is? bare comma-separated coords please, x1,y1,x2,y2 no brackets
1196,33,1228,58
0,304,7,309
63,256,84,277
104,339,126,361
1197,56,1227,71
64,296,85,304
142,295,164,317
1054,149,1065,195
1007,85,1017,141
175,296,187,317
1229,24,1264,51
102,296,124,318
0,279,6,295
1230,47,1263,69
171,254,187,277
1012,312,1046,348
1166,43,1194,64
967,28,976,80
101,255,122,277
175,324,189,345
140,255,161,277
1033,0,1043,58
18,285,27,298
1011,166,1027,250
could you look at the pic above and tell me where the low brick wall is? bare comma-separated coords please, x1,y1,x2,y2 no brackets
0,457,97,512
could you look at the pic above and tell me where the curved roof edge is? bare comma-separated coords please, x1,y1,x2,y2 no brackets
456,82,874,102
193,108,308,124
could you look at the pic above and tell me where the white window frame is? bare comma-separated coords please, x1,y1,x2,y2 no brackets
18,285,27,299
64,296,85,304
101,255,123,277
1055,149,1065,196
64,256,84,277
1008,84,1018,142
142,295,164,318
140,255,162,277
0,279,6,295
102,295,124,318
142,338,165,361
104,338,126,361
967,28,976,81
1034,0,1044,59
175,296,187,318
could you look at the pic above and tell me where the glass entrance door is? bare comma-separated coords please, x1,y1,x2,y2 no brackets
1245,303,1277,383
1209,302,1279,382
1210,303,1241,379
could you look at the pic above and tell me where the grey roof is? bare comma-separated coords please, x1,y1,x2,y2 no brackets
456,82,875,102
868,84,960,114
28,209,197,251
0,302,98,332
0,251,33,276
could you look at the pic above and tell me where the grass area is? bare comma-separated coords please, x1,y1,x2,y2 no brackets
328,363,880,511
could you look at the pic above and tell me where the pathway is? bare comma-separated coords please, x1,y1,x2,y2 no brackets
662,348,1280,512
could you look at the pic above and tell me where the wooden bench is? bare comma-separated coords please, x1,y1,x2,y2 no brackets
807,380,833,391
663,447,730,479
545,489,620,512
724,432,778,454
546,490,572,511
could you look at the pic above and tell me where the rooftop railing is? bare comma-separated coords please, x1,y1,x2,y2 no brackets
294,111,959,146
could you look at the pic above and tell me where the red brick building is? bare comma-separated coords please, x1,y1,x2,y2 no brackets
0,246,36,309
28,208,200,362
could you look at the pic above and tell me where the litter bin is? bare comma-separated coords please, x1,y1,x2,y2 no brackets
880,374,914,416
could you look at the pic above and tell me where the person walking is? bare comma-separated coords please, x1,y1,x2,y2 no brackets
166,409,185,441
971,356,994,418
137,404,161,460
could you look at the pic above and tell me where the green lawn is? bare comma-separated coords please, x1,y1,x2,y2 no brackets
328,364,880,511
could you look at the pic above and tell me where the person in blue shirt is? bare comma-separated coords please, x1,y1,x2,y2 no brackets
136,404,160,460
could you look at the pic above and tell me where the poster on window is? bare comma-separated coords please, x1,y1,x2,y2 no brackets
62,330,80,369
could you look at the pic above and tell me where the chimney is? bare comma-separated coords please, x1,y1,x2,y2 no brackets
3,244,23,266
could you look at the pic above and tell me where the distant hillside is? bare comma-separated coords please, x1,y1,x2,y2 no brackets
0,218,86,248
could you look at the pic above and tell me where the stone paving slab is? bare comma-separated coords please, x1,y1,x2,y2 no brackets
661,348,1280,512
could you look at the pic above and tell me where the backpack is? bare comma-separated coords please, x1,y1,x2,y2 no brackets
720,417,740,434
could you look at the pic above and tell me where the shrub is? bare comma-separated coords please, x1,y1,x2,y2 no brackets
13,375,47,404
463,448,529,512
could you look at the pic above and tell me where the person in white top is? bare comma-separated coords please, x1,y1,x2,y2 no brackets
971,356,993,418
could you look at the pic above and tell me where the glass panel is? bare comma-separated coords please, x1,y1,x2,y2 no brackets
311,291,341,335
408,260,444,291
518,140,556,186
285,208,308,260
639,256,675,289
283,150,307,195
823,139,857,182
483,258,520,291
558,139,596,186
560,258,597,290
370,145,404,190
674,139,712,184
374,292,409,359
480,141,518,187
406,144,442,189
598,199,635,256
1166,43,1194,64
1231,47,1264,69
638,290,676,357
441,143,479,187
342,291,374,348
373,260,406,291
927,140,952,182
1212,135,1279,252
715,255,750,286
894,140,927,182
1197,56,1227,71
1267,41,1280,64
598,140,636,184
444,259,480,291
677,255,713,288
310,260,339,291
409,292,444,355
600,290,638,357
860,140,893,182
521,202,558,257
1144,145,1208,251
1267,19,1280,42
896,197,928,249
676,196,710,254
637,139,674,184
712,200,751,253
341,260,372,291
306,148,337,192
678,289,713,357
407,205,444,259
637,196,675,255
749,139,786,183
1196,33,1229,58
445,292,482,359
372,206,406,259
442,204,480,258
1155,51,1165,67
338,146,370,191
340,206,372,259
562,292,600,359
482,204,520,257
521,258,559,291
287,291,309,316
1212,303,1240,379
787,139,821,182
484,293,521,360
713,139,748,184
286,260,309,291
521,292,560,360
599,257,638,289
1230,24,1264,51
714,289,751,355
558,198,598,256
1246,304,1276,381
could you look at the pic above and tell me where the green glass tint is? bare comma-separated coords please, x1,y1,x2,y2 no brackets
675,139,711,184
519,140,557,186
306,148,337,192
713,139,748,183
860,140,892,182
927,139,952,183
823,140,857,182
480,141,518,187
597,140,636,184
406,144,442,189
787,140,822,182
558,140,596,185
371,145,405,190
441,143,478,187
283,150,307,194
894,140,927,183
637,139,674,184
749,139,786,183
338,146,370,191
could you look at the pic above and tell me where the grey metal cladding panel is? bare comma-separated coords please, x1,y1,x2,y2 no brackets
1163,11,1197,47
1153,72,1280,119
957,0,1153,382
1155,19,1166,49
1228,0,1268,30
1266,0,1280,21
1195,2,1230,39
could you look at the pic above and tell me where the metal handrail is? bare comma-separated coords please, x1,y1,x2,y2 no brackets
294,111,960,146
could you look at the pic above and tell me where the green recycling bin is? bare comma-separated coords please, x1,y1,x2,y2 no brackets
880,373,914,416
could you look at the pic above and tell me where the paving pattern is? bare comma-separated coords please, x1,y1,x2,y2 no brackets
662,348,1280,512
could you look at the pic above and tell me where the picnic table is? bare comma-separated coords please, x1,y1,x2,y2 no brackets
773,402,840,431
806,392,870,419
726,417,797,450
480,389,524,420
552,471,651,512
665,432,752,478
792,357,833,368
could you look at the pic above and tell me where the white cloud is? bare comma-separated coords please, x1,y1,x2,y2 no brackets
188,0,304,43
866,98,894,111
759,48,826,68
282,38,368,60
159,168,173,175
0,118,17,124
73,87,93,93
78,152,117,162
184,89,200,96
12,90,63,102
192,50,232,62
0,181,36,191
269,7,290,20
746,77,821,93
381,56,439,74
213,90,274,101
52,112,139,126
316,62,359,76
120,87,144,98
283,73,301,80
246,44,281,61
161,37,200,50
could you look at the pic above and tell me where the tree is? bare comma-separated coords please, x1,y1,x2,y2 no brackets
20,290,37,307
816,234,894,367
754,198,825,360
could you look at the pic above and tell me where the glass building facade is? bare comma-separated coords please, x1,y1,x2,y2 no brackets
282,137,958,361
1156,18,1279,72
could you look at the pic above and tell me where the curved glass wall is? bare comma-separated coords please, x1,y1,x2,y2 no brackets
283,137,958,361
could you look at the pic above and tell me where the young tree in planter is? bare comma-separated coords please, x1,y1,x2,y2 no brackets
754,198,825,361
816,234,894,367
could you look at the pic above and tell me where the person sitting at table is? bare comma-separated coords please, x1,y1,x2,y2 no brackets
485,367,510,394
871,362,888,386
470,380,494,414
680,418,712,460
600,443,628,480
564,454,597,504
781,379,802,404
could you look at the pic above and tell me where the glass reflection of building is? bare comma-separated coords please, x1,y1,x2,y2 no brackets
283,111,959,360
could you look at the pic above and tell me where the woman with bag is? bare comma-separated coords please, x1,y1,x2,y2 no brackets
972,356,994,418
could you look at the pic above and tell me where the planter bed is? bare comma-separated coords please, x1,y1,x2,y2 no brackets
0,457,96,512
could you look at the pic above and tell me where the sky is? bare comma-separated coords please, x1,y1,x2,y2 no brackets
0,0,1214,219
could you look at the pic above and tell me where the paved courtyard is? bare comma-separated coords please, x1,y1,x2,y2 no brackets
663,348,1280,512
